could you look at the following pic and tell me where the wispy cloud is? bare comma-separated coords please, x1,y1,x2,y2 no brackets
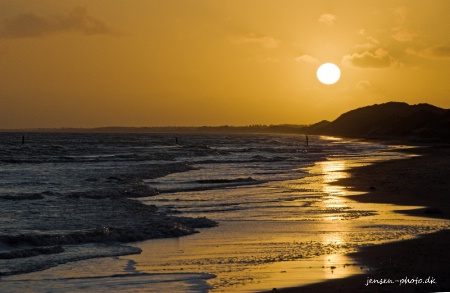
391,27,417,42
318,14,337,26
407,46,450,59
352,36,380,52
342,48,401,68
0,6,115,39
390,6,417,42
230,33,280,49
294,54,319,64
356,80,376,91
392,6,408,23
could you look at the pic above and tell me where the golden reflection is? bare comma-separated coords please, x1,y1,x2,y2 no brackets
319,136,343,141
317,160,350,197
317,159,355,273
319,160,349,183
320,229,358,279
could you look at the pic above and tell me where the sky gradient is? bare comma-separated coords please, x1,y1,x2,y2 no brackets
1,0,450,128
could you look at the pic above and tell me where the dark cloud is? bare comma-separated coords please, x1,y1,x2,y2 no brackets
429,46,450,58
342,48,401,68
0,6,114,39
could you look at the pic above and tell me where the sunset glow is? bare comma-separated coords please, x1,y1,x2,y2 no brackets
1,1,449,128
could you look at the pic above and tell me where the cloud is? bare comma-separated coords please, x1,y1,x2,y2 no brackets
0,6,114,39
392,6,408,24
352,36,380,52
342,48,401,68
318,14,337,26
356,80,376,91
230,33,280,49
390,6,417,42
406,46,450,59
391,27,417,42
295,54,319,64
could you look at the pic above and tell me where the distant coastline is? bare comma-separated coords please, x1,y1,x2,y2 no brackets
2,102,449,141
0,124,309,135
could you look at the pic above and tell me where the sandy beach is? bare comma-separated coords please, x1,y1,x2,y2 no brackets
263,143,450,293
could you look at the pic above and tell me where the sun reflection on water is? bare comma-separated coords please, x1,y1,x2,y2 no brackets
319,160,349,183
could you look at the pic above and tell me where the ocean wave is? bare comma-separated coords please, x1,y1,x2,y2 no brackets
186,206,247,213
196,177,256,184
156,179,264,194
67,185,160,199
0,271,216,293
0,246,64,260
0,152,177,165
0,191,217,272
0,193,44,201
105,162,194,183
193,155,309,165
0,244,142,276
0,212,216,250
0,226,193,248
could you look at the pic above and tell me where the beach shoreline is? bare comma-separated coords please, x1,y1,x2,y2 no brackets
2,135,448,292
261,143,450,292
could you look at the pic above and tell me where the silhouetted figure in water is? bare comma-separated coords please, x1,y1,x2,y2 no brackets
22,135,25,145
305,135,309,147
175,137,179,145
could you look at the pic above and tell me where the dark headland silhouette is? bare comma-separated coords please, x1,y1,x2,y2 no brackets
3,102,449,141
308,102,450,141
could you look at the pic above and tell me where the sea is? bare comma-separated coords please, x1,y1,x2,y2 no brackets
0,132,448,292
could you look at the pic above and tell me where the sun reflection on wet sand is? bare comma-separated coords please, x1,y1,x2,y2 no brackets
226,254,362,292
113,155,450,292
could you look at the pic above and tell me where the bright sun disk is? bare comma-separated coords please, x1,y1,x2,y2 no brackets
317,63,340,85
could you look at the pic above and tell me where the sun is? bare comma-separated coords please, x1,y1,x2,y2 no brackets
317,63,341,85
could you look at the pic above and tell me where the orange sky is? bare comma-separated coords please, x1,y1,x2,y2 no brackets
1,0,449,128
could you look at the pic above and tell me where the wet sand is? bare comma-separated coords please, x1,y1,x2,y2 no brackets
263,144,450,293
